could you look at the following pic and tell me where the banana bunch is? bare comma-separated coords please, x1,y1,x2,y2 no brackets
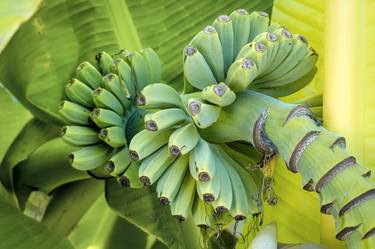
129,82,263,227
184,9,318,98
59,48,161,187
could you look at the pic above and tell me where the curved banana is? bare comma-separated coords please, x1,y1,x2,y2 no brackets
248,11,270,41
96,51,114,75
229,9,250,59
126,51,150,91
226,57,258,92
117,161,143,188
58,101,91,125
128,128,174,161
192,195,215,228
105,146,132,176
75,61,102,89
92,87,124,115
197,165,221,202
212,15,234,73
110,57,136,96
90,108,123,128
168,123,199,156
65,79,94,108
201,83,236,106
98,126,126,148
102,73,131,109
69,144,113,171
145,108,187,132
140,48,162,84
190,139,216,182
60,126,99,146
170,173,196,221
137,83,183,109
187,98,221,128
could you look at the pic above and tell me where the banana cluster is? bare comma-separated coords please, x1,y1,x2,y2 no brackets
130,83,262,225
59,48,161,187
184,9,318,98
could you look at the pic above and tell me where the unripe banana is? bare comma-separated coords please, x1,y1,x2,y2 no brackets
75,61,102,89
58,101,91,125
192,195,215,228
190,139,216,182
65,79,94,108
226,58,258,92
60,126,99,146
170,173,196,221
96,51,114,75
249,11,270,41
168,123,199,156
126,51,150,91
117,161,143,188
266,47,318,87
90,108,123,128
267,22,282,32
102,73,131,109
197,167,221,202
159,154,189,205
92,87,124,115
229,9,251,59
98,126,126,148
191,25,225,82
211,146,233,213
156,165,171,198
137,83,183,109
253,32,280,77
140,48,162,83
260,34,310,83
110,58,136,96
183,45,217,90
187,98,221,128
255,28,294,80
202,83,236,106
138,145,175,186
69,144,113,171
212,15,234,73
144,108,187,132
105,146,132,176
129,128,174,161
236,41,268,75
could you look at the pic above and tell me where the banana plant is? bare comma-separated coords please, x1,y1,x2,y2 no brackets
1,0,374,249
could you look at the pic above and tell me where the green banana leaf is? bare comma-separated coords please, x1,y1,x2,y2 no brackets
69,193,166,249
0,86,31,165
0,0,274,124
0,182,74,249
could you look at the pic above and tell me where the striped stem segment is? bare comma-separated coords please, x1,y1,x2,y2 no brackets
202,90,375,248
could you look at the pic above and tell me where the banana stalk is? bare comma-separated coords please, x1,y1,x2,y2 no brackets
201,90,375,248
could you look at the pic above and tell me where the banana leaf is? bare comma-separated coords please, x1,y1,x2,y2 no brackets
0,182,74,249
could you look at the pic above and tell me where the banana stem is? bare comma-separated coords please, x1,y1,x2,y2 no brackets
201,90,375,248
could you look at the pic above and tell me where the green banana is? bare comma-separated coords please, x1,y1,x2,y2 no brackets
60,126,99,146
236,41,268,75
170,173,196,221
105,146,132,176
65,78,94,108
197,165,221,202
110,57,136,96
126,51,150,91
137,83,183,109
117,161,143,188
252,31,280,77
183,45,217,90
191,25,225,82
210,146,233,213
190,139,216,182
58,101,91,125
159,154,189,205
96,51,114,75
264,48,318,87
212,14,234,73
156,164,171,198
138,145,175,186
75,61,102,89
259,34,310,83
128,128,174,161
229,9,250,59
266,21,282,32
92,87,124,115
90,108,123,128
69,144,113,171
255,28,294,80
226,58,258,92
144,108,187,132
168,123,199,156
201,83,236,106
102,73,131,109
249,11,270,41
187,98,221,128
140,48,162,83
192,195,215,228
98,126,126,148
